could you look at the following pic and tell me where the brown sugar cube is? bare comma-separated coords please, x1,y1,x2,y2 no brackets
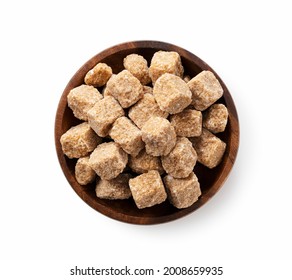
102,87,111,97
161,137,197,178
60,122,101,159
170,109,202,137
89,142,128,180
109,116,144,156
149,51,184,83
153,73,192,114
106,70,143,108
123,54,151,85
128,149,164,174
143,86,153,95
95,173,132,200
164,172,201,209
187,70,223,111
102,74,116,97
84,63,112,87
67,85,102,121
141,116,176,156
75,156,96,185
191,128,226,169
203,103,228,133
128,93,168,129
129,170,167,209
87,96,124,137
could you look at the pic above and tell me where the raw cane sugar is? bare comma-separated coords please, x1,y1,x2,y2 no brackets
60,49,230,210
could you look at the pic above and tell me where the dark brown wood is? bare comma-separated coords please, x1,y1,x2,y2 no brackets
55,41,240,225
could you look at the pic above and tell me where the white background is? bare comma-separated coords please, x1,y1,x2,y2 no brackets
1,0,291,279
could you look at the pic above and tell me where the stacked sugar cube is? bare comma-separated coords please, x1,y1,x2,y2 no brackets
60,51,228,209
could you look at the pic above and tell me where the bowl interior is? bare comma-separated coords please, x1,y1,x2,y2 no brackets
55,41,239,225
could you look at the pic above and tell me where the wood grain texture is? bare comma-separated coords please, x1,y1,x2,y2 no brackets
54,41,239,225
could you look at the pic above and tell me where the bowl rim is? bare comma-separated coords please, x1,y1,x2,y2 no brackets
54,40,240,225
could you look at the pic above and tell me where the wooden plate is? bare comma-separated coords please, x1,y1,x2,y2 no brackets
55,41,239,225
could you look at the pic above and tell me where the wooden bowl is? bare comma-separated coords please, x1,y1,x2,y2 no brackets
55,41,239,225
